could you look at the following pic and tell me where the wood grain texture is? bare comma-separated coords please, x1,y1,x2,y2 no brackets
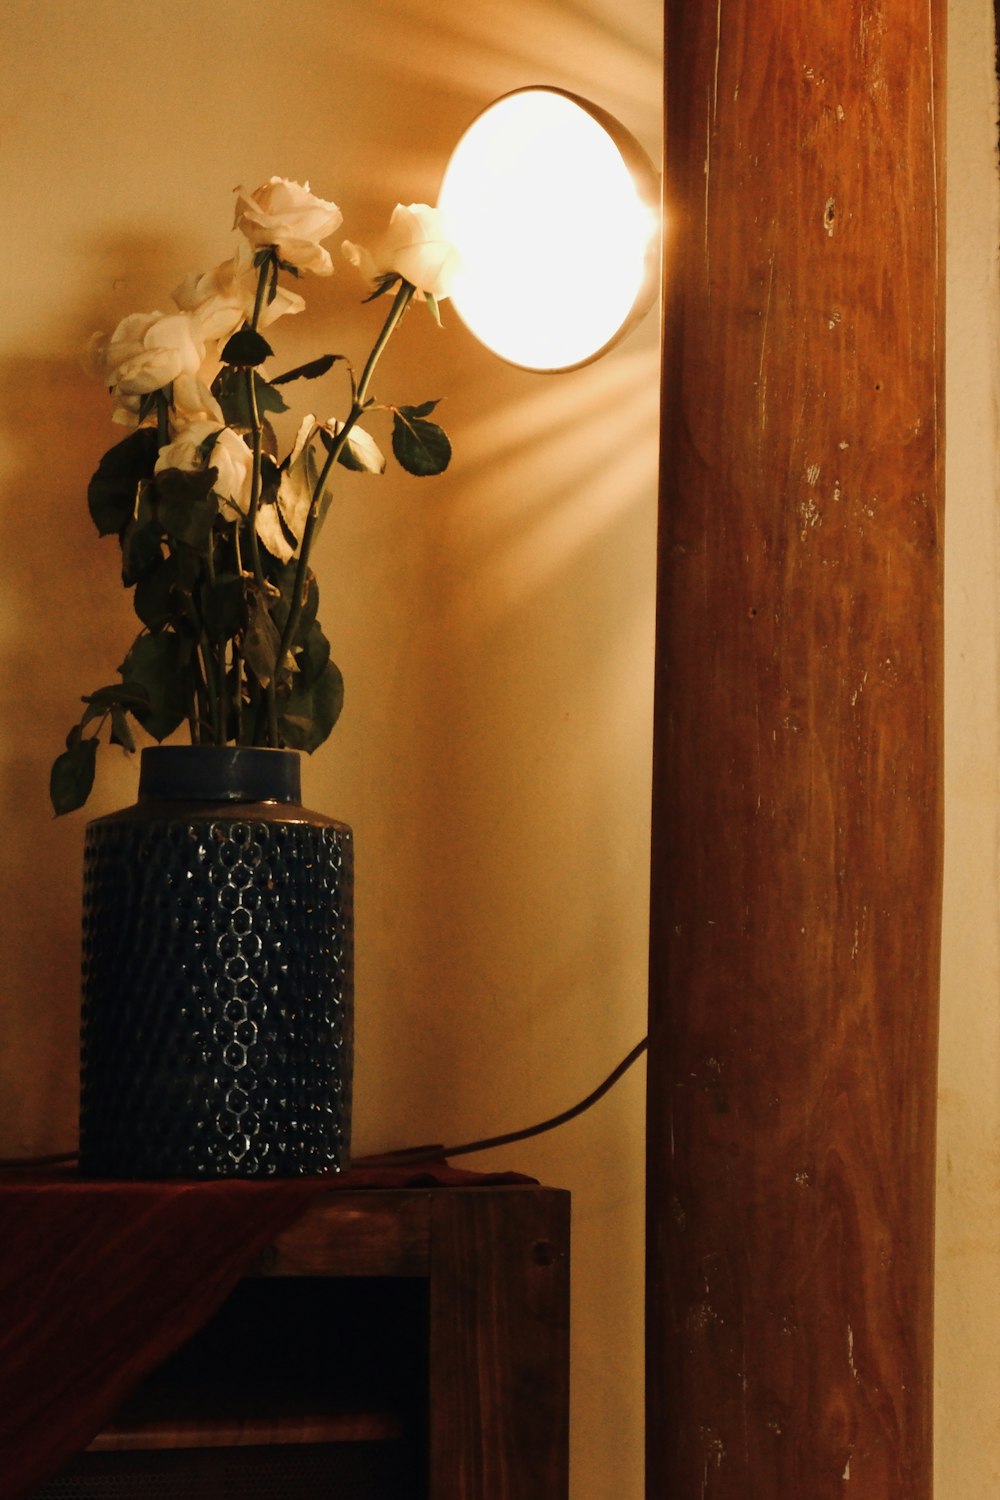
428,1189,570,1500
647,3,944,1497
253,1190,432,1277
88,1407,401,1451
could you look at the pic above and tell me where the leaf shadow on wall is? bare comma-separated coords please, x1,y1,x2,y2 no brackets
0,359,123,1152
0,232,196,1157
339,334,662,1157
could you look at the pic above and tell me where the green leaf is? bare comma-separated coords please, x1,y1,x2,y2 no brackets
77,682,150,741
254,501,297,567
121,523,163,588
318,423,386,475
256,380,288,419
273,564,319,644
50,739,98,816
82,682,152,712
249,453,282,550
275,436,321,548
278,657,344,752
259,417,279,460
259,452,282,499
173,545,203,594
213,367,288,425
133,553,179,629
271,354,342,386
200,572,245,640
243,593,283,689
152,467,219,551
78,701,105,734
295,619,331,686
391,406,452,477
221,327,273,367
87,429,159,536
363,273,400,303
119,632,191,741
121,481,162,586
109,707,137,752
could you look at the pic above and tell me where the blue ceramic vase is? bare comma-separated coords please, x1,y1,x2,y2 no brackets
78,746,353,1178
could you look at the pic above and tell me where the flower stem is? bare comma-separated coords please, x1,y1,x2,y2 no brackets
251,251,274,327
357,280,415,405
275,281,415,673
233,645,245,743
199,638,222,743
190,649,207,744
244,371,267,585
244,254,278,746
216,641,229,743
231,528,246,742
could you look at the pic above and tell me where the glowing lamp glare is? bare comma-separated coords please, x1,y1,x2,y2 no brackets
438,89,660,371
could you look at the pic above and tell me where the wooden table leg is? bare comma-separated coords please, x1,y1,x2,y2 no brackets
428,1188,570,1500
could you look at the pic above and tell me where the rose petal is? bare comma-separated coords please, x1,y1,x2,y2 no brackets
116,346,186,395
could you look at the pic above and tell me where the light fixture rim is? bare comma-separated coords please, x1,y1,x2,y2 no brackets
439,84,663,374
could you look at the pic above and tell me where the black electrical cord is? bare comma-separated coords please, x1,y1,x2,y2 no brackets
356,1035,648,1166
0,1037,648,1172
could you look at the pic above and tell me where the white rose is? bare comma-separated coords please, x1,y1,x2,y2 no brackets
110,394,143,428
114,312,207,396
172,251,306,342
342,203,460,300
168,253,303,427
205,427,255,514
155,420,220,476
156,422,253,515
88,313,154,422
88,309,213,425
172,259,248,344
234,176,342,276
171,373,224,428
87,312,156,383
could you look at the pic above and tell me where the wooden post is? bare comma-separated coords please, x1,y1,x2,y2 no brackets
646,3,945,1497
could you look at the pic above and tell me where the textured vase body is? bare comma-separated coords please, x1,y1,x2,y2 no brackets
79,747,353,1179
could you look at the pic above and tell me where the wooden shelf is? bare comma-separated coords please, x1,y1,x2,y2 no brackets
89,1405,401,1451
39,1186,570,1500
84,1269,419,1458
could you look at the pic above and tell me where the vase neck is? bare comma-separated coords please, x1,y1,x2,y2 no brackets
138,747,302,804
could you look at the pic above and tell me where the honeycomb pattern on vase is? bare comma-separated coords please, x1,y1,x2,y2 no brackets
79,814,353,1179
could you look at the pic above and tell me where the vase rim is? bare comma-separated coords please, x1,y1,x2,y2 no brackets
138,746,302,804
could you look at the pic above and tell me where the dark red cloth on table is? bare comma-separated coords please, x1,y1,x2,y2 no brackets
0,1162,534,1497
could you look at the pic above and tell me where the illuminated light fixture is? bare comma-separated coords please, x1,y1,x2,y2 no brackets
437,86,661,372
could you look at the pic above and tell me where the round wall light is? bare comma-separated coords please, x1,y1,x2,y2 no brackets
437,86,661,372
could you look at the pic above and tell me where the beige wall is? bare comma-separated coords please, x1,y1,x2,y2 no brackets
0,3,658,1497
5,4,997,1498
939,2,1000,1497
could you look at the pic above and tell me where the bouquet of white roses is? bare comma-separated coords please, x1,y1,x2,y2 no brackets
50,177,459,815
